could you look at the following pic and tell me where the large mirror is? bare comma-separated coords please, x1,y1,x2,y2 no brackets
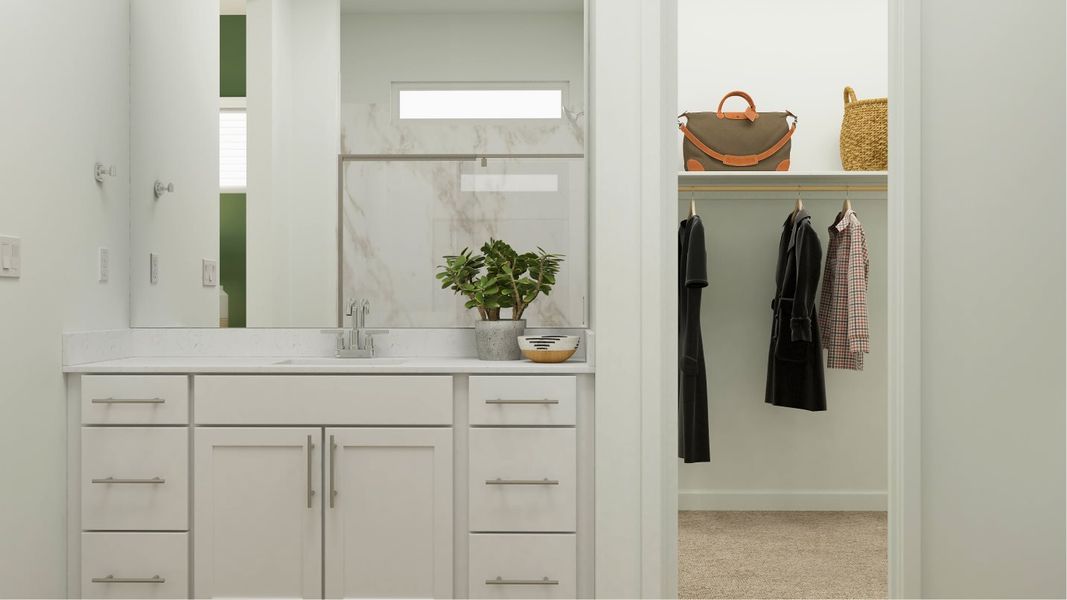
129,0,588,328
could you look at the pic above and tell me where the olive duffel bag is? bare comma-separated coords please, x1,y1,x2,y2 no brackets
678,90,797,171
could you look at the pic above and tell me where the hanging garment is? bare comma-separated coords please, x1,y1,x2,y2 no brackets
679,214,710,463
766,209,827,411
818,209,871,370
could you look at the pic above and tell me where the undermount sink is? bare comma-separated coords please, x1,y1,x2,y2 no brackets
273,357,408,366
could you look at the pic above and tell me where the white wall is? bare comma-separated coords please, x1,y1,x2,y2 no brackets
592,0,679,596
246,0,340,328
677,0,888,172
0,2,131,596
676,0,889,510
919,1,1066,596
129,0,219,326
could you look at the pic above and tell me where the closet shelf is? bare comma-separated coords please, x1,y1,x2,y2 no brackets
679,171,887,193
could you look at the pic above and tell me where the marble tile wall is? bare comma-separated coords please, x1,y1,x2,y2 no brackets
337,10,588,328
338,103,589,330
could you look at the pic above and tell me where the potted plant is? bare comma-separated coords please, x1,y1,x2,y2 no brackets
437,239,563,360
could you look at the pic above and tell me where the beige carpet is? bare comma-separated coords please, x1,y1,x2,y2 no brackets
679,511,887,600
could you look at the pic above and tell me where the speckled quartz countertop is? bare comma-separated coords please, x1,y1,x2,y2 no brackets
62,355,593,374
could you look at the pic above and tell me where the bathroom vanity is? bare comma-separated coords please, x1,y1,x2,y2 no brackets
63,0,596,597
65,356,594,599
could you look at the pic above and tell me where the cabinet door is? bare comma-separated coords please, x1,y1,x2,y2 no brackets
194,428,321,599
325,428,453,599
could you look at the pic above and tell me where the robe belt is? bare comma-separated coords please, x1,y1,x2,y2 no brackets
770,297,795,339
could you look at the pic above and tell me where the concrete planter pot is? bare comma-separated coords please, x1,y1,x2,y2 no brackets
474,319,526,361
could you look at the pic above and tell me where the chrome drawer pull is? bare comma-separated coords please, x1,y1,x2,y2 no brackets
91,397,165,404
486,478,560,485
486,576,559,585
91,575,165,584
91,477,165,484
307,435,316,509
485,398,559,405
329,435,338,509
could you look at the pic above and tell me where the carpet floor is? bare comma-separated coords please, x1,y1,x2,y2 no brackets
678,511,887,600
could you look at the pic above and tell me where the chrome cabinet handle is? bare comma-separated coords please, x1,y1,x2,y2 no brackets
91,575,165,584
329,434,337,508
91,477,165,484
485,576,559,585
91,397,165,404
485,398,559,405
485,478,560,485
307,435,316,509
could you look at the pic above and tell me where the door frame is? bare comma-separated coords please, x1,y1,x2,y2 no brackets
594,0,924,597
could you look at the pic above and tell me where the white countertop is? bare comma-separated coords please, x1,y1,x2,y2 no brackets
63,355,594,374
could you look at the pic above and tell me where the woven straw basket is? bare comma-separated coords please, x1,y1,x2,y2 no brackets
840,86,887,170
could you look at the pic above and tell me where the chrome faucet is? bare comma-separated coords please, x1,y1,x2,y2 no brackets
335,298,386,358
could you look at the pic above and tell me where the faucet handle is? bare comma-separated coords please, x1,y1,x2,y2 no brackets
320,329,347,350
362,329,388,353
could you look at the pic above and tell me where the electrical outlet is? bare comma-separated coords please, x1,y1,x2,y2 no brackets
0,236,21,279
98,248,109,283
202,259,218,287
150,253,159,285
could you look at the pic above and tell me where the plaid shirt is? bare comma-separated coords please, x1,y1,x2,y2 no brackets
818,209,870,370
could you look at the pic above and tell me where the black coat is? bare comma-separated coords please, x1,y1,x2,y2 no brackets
679,215,710,462
766,210,827,411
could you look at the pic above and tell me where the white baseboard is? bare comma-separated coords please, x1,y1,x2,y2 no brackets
678,489,888,511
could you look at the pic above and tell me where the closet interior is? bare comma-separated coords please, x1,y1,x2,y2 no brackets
675,1,889,598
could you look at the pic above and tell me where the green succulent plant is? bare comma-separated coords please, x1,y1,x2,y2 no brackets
436,239,563,321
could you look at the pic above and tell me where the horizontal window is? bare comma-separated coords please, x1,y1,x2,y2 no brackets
219,108,246,191
460,173,559,193
397,89,562,120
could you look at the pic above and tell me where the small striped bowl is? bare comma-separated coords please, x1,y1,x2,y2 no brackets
517,335,580,363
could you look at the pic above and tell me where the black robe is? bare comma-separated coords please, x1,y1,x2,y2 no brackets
766,209,827,411
679,215,710,462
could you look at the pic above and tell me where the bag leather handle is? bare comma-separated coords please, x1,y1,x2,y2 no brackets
843,86,858,106
717,90,758,121
678,116,797,167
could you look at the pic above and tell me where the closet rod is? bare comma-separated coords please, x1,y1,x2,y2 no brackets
678,184,887,193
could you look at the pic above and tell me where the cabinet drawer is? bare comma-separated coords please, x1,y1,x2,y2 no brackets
195,375,453,425
81,532,188,599
469,534,576,599
81,375,188,425
82,427,188,530
469,428,576,532
469,376,576,426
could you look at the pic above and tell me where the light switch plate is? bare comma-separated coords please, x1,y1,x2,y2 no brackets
202,259,218,287
98,248,109,283
0,236,21,279
149,253,159,285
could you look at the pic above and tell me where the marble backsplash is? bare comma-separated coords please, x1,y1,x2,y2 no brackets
62,328,593,365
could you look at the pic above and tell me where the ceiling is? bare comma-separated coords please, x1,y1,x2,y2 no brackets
340,0,581,14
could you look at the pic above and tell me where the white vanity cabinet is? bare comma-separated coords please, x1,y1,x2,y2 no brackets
75,376,191,600
466,376,583,599
193,376,453,599
193,428,323,599
67,366,593,600
325,428,453,599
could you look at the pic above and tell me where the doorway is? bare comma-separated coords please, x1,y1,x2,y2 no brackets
675,1,892,597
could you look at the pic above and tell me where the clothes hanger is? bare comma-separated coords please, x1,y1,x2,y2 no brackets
842,187,853,214
689,191,697,218
791,188,803,221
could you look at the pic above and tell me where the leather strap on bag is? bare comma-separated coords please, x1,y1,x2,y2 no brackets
678,115,798,167
717,90,759,121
